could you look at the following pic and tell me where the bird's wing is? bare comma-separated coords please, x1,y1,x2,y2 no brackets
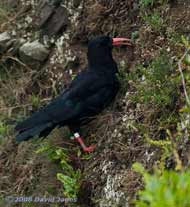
15,71,108,131
67,70,119,116
68,71,108,100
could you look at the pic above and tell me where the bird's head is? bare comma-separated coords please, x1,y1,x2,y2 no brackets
87,36,132,70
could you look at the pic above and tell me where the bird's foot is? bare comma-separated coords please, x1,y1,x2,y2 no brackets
83,144,96,153
73,133,96,153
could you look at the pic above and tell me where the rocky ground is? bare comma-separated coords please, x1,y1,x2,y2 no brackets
0,0,190,207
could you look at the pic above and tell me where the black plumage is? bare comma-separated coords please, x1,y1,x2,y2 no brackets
15,36,131,151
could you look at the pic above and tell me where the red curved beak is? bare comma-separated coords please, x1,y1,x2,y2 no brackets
112,38,132,46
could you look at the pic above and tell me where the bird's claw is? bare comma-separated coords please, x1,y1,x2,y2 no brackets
83,144,96,153
73,134,96,153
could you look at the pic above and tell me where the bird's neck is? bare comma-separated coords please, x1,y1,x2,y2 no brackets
88,58,118,74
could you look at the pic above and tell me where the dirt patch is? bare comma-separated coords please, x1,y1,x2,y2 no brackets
168,0,190,34
73,0,140,40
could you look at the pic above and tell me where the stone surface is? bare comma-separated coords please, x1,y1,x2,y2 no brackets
45,6,68,36
10,38,26,56
38,1,69,36
19,40,50,67
38,2,54,29
73,0,82,8
0,32,11,53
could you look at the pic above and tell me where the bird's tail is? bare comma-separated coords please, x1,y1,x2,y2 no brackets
16,122,54,142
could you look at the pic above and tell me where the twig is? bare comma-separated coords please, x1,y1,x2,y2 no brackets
178,48,190,107
3,56,33,71
0,98,52,116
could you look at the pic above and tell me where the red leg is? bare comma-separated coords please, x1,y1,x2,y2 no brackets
74,133,96,153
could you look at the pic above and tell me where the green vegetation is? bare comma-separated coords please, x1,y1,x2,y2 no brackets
0,2,16,30
126,52,179,116
139,0,169,8
118,53,180,148
129,36,190,206
139,0,156,8
133,163,190,207
184,54,190,65
0,121,10,144
36,142,81,199
31,94,41,109
142,12,165,32
0,4,10,24
139,0,168,32
0,122,8,137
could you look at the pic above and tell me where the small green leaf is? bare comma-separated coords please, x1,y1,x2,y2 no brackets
184,54,190,66
179,106,190,113
181,35,190,48
133,163,146,174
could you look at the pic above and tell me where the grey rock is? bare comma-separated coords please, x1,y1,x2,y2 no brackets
37,1,69,36
9,38,26,55
73,0,82,8
19,40,50,68
38,2,54,29
0,32,11,53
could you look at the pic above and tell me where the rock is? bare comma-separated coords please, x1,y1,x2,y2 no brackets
10,38,26,55
44,6,68,36
38,2,54,29
73,0,82,8
37,1,69,36
19,40,50,68
49,0,62,7
0,32,11,53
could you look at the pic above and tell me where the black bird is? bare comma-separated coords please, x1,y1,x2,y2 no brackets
15,36,132,152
